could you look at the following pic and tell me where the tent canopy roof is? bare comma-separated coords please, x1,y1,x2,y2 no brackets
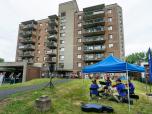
82,55,145,73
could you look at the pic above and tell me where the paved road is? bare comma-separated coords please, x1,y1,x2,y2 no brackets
0,79,71,99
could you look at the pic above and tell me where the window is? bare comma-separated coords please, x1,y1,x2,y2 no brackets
60,47,64,51
78,23,82,27
60,19,66,23
77,54,82,59
108,17,112,22
43,57,46,61
36,57,39,61
45,29,47,32
60,33,65,37
78,30,82,35
109,34,113,39
77,62,82,67
38,43,40,47
60,26,66,30
38,36,40,40
78,15,82,20
109,43,114,48
78,46,81,50
38,50,40,54
39,23,43,26
60,40,64,44
59,55,64,60
108,26,112,30
109,52,114,56
107,9,112,13
78,38,82,42
61,12,66,17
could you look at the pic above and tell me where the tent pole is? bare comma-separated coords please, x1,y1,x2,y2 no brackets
126,63,130,112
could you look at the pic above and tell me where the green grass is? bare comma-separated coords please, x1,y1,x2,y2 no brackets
0,79,152,114
0,78,51,90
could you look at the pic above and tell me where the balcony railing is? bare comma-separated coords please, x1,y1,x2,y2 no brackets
19,52,34,58
46,50,57,56
83,46,106,53
20,38,35,44
47,42,57,49
83,36,105,44
45,57,56,63
83,10,105,20
18,45,35,50
21,24,37,30
20,31,36,38
84,55,104,62
48,27,58,34
48,19,58,27
83,19,105,28
48,35,57,41
83,28,105,37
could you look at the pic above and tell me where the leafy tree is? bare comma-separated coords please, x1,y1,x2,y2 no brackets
0,58,4,63
126,52,146,64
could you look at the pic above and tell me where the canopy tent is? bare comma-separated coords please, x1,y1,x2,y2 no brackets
82,55,145,112
82,55,145,73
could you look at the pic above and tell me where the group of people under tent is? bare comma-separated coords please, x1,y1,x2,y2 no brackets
90,76,135,103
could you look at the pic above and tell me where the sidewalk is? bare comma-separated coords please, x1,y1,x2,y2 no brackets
0,79,70,99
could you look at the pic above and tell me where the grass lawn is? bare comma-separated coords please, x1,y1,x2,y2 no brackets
0,78,51,90
0,79,152,114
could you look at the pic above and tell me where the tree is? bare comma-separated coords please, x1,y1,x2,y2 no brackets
0,58,4,63
126,52,146,64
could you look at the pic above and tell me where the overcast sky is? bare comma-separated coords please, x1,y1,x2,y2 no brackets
0,0,151,62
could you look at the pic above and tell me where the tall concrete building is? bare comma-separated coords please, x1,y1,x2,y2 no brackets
16,0,125,77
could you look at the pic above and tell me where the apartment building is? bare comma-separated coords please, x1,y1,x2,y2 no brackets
16,0,125,77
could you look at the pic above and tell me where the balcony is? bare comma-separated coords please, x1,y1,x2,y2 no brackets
47,35,57,41
83,36,105,44
20,38,35,44
48,27,58,34
83,27,105,37
47,42,57,49
83,11,105,20
21,24,37,30
48,20,58,27
18,45,35,51
83,46,106,53
19,52,34,58
22,59,34,64
20,31,36,38
46,50,56,56
84,55,104,62
83,19,105,28
45,57,56,64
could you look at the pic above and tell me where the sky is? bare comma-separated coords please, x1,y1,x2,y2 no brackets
0,0,152,62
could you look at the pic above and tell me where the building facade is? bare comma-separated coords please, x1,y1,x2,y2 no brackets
16,0,125,77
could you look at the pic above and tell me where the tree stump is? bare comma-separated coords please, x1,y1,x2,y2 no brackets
35,95,51,112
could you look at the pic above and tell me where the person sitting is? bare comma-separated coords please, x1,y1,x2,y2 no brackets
128,80,135,95
90,79,99,98
103,77,112,94
113,79,127,102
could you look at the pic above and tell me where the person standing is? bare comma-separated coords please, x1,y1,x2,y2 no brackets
0,72,5,85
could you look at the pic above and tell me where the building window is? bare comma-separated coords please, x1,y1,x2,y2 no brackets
38,43,40,46
60,25,66,30
60,47,64,51
60,33,65,37
78,15,82,20
36,57,39,61
45,29,48,32
43,57,46,61
78,30,82,35
77,62,82,67
60,40,64,44
38,36,40,40
109,52,114,56
77,54,82,59
78,46,81,50
78,23,82,27
108,17,112,22
39,23,43,26
61,12,66,17
108,26,112,31
38,50,40,54
109,43,114,48
107,9,112,13
78,38,82,42
59,55,64,60
109,34,113,39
